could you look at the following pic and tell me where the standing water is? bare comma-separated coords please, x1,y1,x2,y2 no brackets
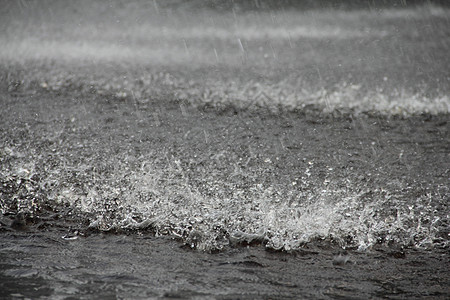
1,0,449,298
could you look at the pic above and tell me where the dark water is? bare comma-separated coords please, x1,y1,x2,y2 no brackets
1,228,449,300
1,2,450,298
1,90,449,298
1,91,449,298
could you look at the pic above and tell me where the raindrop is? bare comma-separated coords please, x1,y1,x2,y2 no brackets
237,38,245,53
270,42,276,59
213,47,219,63
287,32,294,48
183,39,190,56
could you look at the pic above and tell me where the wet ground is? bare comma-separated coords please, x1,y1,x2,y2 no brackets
1,1,450,299
0,226,449,299
1,90,449,299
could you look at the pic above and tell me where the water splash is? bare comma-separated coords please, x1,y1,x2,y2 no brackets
2,144,446,252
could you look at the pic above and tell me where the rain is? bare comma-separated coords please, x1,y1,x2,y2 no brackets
1,0,449,298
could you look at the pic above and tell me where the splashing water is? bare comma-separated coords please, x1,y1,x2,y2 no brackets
1,3,448,253
2,141,447,252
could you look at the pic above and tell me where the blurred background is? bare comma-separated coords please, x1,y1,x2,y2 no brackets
1,0,449,114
